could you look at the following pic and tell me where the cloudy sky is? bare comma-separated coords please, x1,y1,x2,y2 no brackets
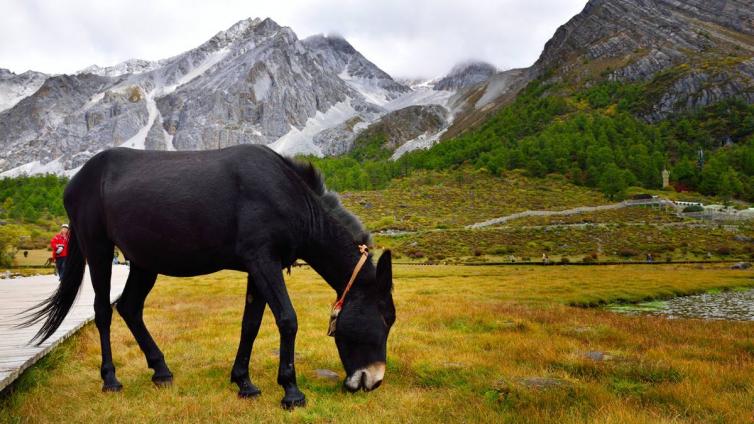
0,0,588,78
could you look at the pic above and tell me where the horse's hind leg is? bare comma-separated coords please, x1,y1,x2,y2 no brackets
87,242,121,392
116,265,173,386
230,275,266,398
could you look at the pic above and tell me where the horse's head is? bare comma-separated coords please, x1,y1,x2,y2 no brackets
334,250,395,392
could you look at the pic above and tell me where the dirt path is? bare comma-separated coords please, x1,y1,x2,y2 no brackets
466,199,678,229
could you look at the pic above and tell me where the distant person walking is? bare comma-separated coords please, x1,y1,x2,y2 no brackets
50,224,70,280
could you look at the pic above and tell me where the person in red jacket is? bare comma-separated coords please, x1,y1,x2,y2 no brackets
50,224,70,280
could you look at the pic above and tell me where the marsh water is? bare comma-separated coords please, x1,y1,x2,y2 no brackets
606,288,754,321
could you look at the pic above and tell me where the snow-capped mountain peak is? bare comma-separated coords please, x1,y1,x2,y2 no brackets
0,17,481,176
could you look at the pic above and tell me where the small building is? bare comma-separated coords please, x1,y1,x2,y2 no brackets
674,201,703,207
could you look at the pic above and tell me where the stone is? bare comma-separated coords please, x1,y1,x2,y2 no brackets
730,262,752,270
314,369,339,381
584,351,613,361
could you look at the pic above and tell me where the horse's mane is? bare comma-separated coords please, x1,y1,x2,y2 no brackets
281,156,372,246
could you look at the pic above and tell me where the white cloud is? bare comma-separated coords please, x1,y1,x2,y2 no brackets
0,0,588,77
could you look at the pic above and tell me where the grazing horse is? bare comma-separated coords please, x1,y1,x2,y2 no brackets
21,145,396,408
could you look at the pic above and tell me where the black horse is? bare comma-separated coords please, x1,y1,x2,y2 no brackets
22,145,396,408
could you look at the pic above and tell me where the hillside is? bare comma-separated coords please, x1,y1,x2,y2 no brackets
334,168,753,262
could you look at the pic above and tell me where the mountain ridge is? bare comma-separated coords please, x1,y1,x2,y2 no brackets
0,17,469,175
2,1,754,177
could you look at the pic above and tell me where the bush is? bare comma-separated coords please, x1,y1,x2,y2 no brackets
0,225,28,267
715,246,732,255
407,250,425,259
618,248,639,258
683,205,704,213
490,245,514,255
560,257,571,264
582,255,595,263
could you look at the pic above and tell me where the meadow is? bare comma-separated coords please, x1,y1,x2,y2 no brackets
2,264,753,423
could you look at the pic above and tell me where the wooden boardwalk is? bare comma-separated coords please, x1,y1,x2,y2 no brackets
0,265,129,392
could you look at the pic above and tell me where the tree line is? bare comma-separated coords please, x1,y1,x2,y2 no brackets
306,79,754,201
0,174,68,222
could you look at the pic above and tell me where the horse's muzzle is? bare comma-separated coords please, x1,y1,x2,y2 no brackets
344,362,385,392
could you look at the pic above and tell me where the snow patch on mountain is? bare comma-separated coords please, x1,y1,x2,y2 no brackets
120,92,158,149
0,156,65,178
391,129,446,160
339,69,390,106
385,86,454,112
270,99,358,156
155,47,231,96
79,58,161,78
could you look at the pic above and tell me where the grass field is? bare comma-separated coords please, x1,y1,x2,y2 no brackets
2,264,753,423
12,249,51,267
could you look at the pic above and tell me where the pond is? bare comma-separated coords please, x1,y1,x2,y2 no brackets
606,288,754,321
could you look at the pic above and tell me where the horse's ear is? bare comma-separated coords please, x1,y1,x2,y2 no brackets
376,249,392,293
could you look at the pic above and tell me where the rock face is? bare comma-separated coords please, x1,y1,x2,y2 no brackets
532,0,754,120
351,105,448,155
0,69,48,113
0,18,452,174
303,34,411,102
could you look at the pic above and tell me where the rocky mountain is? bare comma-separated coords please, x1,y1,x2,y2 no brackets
534,0,754,121
0,18,459,175
3,0,753,176
434,61,497,91
351,104,449,160
0,69,48,113
445,0,754,138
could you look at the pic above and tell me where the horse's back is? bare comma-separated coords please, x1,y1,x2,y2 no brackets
65,145,307,275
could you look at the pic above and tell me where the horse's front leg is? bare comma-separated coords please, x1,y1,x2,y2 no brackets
230,275,266,398
245,256,306,409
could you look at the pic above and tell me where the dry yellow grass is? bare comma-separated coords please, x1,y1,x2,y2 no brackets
1,264,753,423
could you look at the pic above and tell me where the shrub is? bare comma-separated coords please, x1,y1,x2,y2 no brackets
407,250,424,259
715,246,732,255
683,205,704,213
618,248,639,258
0,225,27,267
560,257,571,264
490,245,514,255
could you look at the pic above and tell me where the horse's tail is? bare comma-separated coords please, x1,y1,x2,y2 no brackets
18,228,86,345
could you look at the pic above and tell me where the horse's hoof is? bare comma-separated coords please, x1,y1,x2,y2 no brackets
238,382,262,398
281,392,306,410
152,374,173,388
102,382,123,392
238,379,262,399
